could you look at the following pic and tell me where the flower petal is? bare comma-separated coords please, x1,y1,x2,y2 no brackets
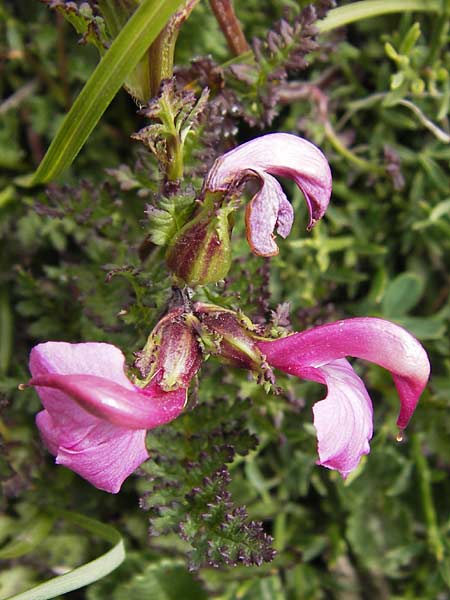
206,132,332,228
29,342,186,493
276,194,295,239
36,409,148,494
30,342,187,429
302,359,374,477
257,318,430,431
245,172,292,256
30,341,135,388
29,373,187,430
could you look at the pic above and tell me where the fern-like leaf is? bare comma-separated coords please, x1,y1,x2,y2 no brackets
139,397,275,569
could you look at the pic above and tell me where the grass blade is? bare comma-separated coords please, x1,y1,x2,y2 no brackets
5,512,125,600
31,0,184,185
318,0,440,33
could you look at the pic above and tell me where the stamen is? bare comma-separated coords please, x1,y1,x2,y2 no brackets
18,383,29,391
396,429,404,442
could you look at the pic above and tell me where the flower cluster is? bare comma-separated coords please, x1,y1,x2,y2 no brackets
27,134,430,493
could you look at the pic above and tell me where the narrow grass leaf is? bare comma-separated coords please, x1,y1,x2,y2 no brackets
318,0,440,33
31,0,184,184
5,512,125,600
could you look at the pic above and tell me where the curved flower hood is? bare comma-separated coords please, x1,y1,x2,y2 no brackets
257,318,430,477
205,133,332,256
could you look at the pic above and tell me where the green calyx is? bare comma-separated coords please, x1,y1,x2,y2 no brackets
193,304,276,389
165,193,234,287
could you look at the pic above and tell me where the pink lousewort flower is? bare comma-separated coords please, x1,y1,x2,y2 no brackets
205,132,332,256
257,318,430,477
29,332,201,493
28,308,430,490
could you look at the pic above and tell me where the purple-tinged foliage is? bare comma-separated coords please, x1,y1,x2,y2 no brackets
140,395,270,569
228,2,336,125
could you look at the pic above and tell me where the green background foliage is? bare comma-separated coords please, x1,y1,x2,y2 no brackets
1,0,449,598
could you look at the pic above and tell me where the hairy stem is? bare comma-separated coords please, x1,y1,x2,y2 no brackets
209,0,250,55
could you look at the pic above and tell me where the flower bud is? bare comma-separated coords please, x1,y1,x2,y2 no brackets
193,303,275,385
136,308,202,392
166,194,233,287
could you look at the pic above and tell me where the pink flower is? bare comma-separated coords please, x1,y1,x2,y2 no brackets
257,318,430,477
204,133,332,256
29,342,193,493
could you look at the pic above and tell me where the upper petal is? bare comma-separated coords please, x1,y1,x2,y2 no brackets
29,342,187,429
257,318,430,430
206,133,332,227
302,359,374,477
29,373,187,430
30,341,135,388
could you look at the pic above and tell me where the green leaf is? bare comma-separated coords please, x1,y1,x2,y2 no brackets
419,155,450,193
429,198,450,222
317,0,440,33
146,194,196,246
0,515,54,560
5,512,125,600
112,559,207,600
0,289,13,375
439,557,450,588
395,315,447,340
0,567,37,600
31,0,184,185
235,574,285,600
46,0,110,54
399,22,421,55
381,272,425,316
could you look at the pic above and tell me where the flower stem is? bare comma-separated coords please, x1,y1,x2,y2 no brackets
324,122,384,174
167,135,184,181
411,432,444,562
317,0,441,33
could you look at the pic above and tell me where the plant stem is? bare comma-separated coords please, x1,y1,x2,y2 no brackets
148,0,199,97
325,122,384,174
411,432,444,562
209,0,250,55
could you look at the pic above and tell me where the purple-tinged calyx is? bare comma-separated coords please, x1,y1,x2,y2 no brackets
136,307,203,391
204,133,332,256
165,193,233,287
257,317,430,477
192,303,275,387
